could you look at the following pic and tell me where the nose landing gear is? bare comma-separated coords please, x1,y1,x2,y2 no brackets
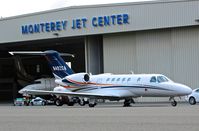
169,97,177,107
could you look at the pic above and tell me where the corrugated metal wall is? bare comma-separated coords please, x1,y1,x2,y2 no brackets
103,33,137,74
103,26,199,89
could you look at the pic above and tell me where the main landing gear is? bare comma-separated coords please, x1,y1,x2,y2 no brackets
55,98,63,106
123,98,135,107
88,99,97,107
54,96,75,106
169,97,177,107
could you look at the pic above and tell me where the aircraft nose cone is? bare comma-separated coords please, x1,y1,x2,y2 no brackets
173,83,192,96
185,86,192,95
180,85,192,96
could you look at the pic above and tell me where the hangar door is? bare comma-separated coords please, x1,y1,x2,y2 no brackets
103,27,199,90
0,37,86,102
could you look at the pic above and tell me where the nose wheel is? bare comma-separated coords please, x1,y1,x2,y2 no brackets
169,97,177,107
171,100,177,107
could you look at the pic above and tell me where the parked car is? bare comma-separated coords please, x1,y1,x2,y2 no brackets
185,88,199,105
14,98,26,106
30,97,47,106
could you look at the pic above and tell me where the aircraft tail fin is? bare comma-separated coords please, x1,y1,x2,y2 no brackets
44,50,74,79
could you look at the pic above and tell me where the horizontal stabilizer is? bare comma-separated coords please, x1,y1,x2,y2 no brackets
9,51,75,57
9,50,75,78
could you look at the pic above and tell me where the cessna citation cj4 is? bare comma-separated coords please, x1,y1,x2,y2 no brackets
9,50,192,107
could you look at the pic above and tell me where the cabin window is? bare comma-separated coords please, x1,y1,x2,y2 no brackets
150,76,156,83
116,78,120,81
122,78,126,82
111,78,115,81
137,77,141,82
106,78,110,82
127,78,131,82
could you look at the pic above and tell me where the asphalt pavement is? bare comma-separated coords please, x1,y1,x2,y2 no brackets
0,102,198,131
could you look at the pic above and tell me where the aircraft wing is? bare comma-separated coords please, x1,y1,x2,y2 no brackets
22,89,135,99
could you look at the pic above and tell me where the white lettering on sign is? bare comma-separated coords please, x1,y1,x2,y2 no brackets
52,66,67,71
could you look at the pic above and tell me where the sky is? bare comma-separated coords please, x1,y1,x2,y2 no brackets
0,0,153,18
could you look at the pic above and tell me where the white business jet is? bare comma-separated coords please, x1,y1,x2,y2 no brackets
9,50,192,107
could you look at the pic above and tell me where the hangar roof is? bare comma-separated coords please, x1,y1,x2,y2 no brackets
0,0,199,43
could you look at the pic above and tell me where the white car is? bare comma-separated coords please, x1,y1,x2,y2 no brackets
185,88,199,105
30,97,47,106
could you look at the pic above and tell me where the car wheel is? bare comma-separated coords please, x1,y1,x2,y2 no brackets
42,101,46,106
189,97,196,105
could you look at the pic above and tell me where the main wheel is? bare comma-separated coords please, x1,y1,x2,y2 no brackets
171,101,177,107
88,103,96,107
189,97,196,105
55,99,63,106
123,99,132,107
67,102,75,106
79,100,86,106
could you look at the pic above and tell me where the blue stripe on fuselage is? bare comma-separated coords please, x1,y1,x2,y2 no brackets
67,85,174,92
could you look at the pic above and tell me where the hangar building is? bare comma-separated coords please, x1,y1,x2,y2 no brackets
0,0,199,101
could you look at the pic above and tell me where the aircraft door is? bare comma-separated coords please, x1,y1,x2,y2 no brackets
135,77,146,95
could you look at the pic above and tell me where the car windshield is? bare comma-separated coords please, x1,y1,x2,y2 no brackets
34,99,41,102
157,76,169,83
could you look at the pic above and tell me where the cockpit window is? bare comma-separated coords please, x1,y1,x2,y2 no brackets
195,89,199,92
150,76,156,83
157,76,169,83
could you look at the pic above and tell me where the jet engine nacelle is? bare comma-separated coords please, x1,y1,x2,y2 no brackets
66,73,90,83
